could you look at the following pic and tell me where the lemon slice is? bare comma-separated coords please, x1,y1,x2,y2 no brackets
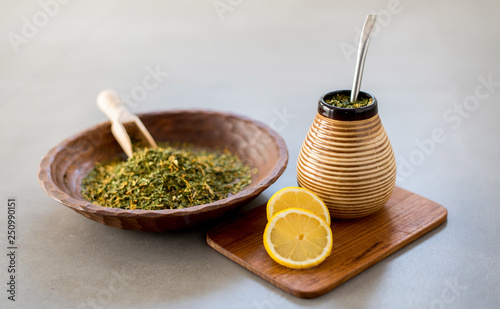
267,186,330,225
263,208,333,269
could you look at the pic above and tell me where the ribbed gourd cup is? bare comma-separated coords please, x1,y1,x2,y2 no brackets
297,90,396,219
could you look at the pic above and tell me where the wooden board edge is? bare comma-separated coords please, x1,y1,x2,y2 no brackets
289,204,448,298
206,233,273,282
206,202,449,299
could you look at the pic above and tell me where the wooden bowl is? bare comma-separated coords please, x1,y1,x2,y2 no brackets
38,110,288,232
297,90,396,219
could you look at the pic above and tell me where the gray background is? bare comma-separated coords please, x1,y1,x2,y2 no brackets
1,0,499,308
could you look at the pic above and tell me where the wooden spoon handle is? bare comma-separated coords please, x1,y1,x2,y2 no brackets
97,89,136,123
96,90,157,158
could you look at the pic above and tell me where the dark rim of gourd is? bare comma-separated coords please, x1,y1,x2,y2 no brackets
318,90,378,121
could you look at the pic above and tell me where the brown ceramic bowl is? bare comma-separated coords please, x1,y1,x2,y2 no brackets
38,110,288,232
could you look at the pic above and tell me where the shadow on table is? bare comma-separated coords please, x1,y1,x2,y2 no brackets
25,194,447,307
24,195,269,307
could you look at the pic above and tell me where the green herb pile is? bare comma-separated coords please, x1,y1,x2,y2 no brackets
81,144,253,210
324,93,373,108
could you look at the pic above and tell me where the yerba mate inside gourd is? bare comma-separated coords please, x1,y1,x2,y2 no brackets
324,93,373,108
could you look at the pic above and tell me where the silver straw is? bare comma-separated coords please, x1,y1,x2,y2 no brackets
350,14,377,102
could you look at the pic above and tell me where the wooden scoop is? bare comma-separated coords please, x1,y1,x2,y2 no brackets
97,89,158,158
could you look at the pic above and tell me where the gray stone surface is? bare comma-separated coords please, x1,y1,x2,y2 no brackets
1,0,499,308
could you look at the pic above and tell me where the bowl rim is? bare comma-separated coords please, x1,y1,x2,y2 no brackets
38,109,288,218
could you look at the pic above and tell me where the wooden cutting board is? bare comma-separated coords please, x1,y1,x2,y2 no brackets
206,186,447,298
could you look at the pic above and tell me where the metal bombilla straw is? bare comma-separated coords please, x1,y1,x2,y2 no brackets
350,14,377,102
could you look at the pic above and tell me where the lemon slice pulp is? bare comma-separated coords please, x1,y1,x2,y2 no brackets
263,208,333,269
267,186,330,225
